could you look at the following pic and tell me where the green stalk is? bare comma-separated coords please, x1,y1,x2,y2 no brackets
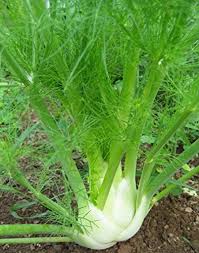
27,85,88,210
146,139,199,198
128,61,164,141
124,61,165,189
86,144,106,201
24,0,47,20
119,47,139,123
0,46,31,86
124,146,137,190
0,224,73,237
1,38,88,210
97,143,124,209
0,237,72,245
9,165,75,224
119,48,139,189
137,98,199,201
152,165,199,203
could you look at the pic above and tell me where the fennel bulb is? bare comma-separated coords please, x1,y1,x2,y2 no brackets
76,178,149,249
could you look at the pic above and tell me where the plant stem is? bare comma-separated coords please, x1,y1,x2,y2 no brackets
28,85,88,210
119,48,139,190
138,99,199,201
0,237,72,245
97,142,124,209
86,144,106,201
124,61,165,191
152,165,199,203
0,224,73,237
9,165,75,224
0,46,31,85
146,139,199,198
119,47,139,123
128,61,164,142
124,146,137,191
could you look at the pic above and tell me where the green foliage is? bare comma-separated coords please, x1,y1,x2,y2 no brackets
0,0,198,247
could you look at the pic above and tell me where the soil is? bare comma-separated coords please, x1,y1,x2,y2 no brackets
0,194,198,253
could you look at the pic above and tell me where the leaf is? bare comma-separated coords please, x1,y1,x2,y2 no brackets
10,200,48,220
182,164,191,172
0,82,19,88
170,186,183,196
0,184,21,194
14,123,39,148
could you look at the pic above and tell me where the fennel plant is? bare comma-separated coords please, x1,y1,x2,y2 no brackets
0,0,199,249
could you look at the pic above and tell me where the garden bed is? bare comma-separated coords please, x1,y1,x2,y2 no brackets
0,193,198,253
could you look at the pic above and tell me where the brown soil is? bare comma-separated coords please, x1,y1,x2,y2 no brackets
0,194,198,253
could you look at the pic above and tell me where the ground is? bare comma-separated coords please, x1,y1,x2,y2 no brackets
0,193,198,253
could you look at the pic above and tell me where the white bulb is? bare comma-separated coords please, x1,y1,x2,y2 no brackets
74,179,150,250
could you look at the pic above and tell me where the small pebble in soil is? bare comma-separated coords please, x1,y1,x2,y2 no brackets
53,244,64,252
30,244,35,251
2,244,9,250
33,220,40,224
185,207,193,213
